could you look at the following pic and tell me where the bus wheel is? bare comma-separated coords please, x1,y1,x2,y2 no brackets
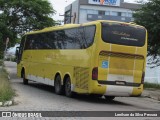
65,77,73,97
104,96,115,101
54,75,63,95
23,71,28,85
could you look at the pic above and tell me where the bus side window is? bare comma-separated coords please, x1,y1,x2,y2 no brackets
24,35,31,50
24,35,36,50
65,28,81,49
78,26,95,49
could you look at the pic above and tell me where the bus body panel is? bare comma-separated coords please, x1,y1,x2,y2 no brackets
90,22,147,96
17,20,147,97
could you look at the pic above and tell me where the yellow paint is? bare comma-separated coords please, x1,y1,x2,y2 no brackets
17,20,147,97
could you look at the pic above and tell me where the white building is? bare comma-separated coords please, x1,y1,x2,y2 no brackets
64,0,141,24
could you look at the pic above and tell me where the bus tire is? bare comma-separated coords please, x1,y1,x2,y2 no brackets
23,71,28,85
104,96,115,101
65,77,73,97
54,75,63,95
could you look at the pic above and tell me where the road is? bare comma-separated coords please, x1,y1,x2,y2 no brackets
1,61,160,120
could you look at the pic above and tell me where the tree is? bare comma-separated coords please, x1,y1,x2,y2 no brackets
134,0,160,66
0,20,16,59
0,0,56,58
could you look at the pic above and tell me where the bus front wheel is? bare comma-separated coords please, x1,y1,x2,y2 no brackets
54,75,63,95
65,77,73,97
23,71,28,85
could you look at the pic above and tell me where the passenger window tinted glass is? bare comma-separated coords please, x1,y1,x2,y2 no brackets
65,25,95,49
65,28,81,49
102,23,146,47
56,30,67,49
23,25,96,50
24,35,32,50
82,26,95,48
45,32,56,49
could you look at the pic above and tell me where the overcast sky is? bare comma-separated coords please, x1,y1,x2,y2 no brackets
48,0,138,21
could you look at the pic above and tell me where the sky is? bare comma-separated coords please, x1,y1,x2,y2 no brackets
48,0,138,21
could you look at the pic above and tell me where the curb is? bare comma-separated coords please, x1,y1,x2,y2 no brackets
0,100,14,107
142,89,160,101
142,94,160,101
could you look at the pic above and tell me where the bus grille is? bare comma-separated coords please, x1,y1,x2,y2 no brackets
99,51,144,59
74,67,89,90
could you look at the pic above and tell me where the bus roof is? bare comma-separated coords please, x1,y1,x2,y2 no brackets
25,20,145,35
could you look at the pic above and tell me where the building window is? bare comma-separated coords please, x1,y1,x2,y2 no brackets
88,15,92,18
92,10,98,14
121,12,126,17
98,10,105,15
111,11,118,16
118,12,121,16
86,9,98,14
121,17,126,21
105,11,110,15
80,8,87,12
64,10,71,24
87,9,93,14
128,13,133,17
98,16,102,19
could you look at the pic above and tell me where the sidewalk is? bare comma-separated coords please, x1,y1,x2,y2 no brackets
142,89,160,101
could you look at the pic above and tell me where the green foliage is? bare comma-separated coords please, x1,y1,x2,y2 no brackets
0,0,56,34
134,0,160,66
0,0,56,58
0,20,17,59
144,82,160,89
0,60,2,66
0,67,15,102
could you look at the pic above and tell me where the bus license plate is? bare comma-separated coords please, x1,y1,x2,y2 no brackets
116,81,126,85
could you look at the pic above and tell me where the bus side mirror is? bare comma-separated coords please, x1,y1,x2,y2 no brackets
16,47,19,55
16,47,20,63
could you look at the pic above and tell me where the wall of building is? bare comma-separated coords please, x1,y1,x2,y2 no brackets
79,0,141,10
65,0,141,24
145,57,160,84
71,0,79,24
64,0,79,24
145,66,160,84
79,5,134,23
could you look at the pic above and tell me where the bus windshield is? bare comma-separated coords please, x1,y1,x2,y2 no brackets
101,22,146,47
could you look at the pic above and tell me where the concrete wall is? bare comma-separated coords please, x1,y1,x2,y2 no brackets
64,0,79,24
79,5,133,23
65,0,141,24
145,66,160,84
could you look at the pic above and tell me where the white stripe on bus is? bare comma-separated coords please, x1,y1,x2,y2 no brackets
27,75,74,91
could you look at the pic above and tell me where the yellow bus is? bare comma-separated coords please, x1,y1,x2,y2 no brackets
16,20,147,100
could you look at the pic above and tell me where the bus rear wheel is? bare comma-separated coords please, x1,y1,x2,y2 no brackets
54,75,63,95
104,96,115,101
65,77,73,97
23,71,28,85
